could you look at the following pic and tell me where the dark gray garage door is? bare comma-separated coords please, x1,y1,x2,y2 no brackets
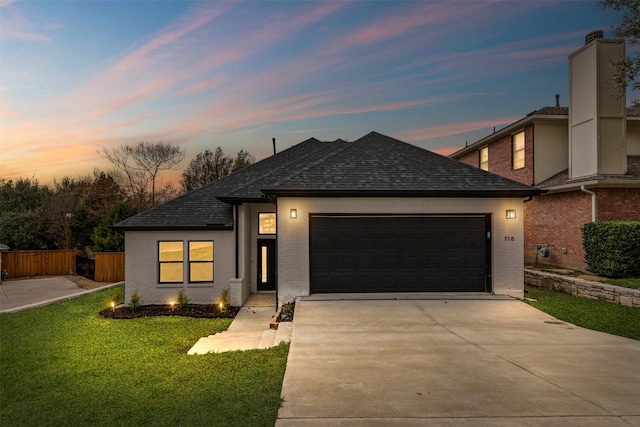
310,215,490,293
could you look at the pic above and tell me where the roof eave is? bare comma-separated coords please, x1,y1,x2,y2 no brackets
262,188,545,198
110,224,234,231
216,195,271,204
543,179,640,193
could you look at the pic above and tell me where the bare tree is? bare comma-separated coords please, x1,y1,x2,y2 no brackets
231,149,255,173
99,141,184,208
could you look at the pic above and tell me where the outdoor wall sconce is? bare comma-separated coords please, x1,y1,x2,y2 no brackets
506,209,516,219
290,209,298,219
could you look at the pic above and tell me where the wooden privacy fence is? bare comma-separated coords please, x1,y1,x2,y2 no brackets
95,252,125,283
1,250,76,278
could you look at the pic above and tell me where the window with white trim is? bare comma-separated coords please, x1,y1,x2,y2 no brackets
479,146,489,171
512,131,525,170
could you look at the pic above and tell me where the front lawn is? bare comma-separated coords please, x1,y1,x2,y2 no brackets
0,285,289,427
606,277,640,290
525,285,640,340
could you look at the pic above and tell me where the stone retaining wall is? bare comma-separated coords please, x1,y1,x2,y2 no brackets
525,269,640,308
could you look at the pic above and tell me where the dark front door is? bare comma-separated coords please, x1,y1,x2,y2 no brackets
257,239,276,291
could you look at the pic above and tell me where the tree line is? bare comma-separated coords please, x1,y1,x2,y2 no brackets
0,143,254,253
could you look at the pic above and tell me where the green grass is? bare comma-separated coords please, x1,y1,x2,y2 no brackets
0,285,289,427
525,285,640,340
606,277,640,289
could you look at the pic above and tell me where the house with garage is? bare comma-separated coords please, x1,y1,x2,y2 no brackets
114,132,542,307
451,32,640,271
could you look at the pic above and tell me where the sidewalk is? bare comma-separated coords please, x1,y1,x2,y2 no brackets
188,293,292,354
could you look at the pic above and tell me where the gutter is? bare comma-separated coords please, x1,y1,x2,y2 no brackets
580,185,596,222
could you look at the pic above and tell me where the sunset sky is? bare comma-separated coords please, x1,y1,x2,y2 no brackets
0,0,632,185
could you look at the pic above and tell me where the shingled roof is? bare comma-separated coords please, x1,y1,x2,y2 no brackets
114,132,542,230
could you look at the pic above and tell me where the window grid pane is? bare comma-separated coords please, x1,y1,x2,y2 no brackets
160,263,183,283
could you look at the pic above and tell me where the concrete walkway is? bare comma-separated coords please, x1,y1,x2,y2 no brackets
277,298,640,426
0,277,120,313
188,293,292,354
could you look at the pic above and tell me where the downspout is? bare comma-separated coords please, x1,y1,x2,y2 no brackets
234,204,239,278
580,186,596,222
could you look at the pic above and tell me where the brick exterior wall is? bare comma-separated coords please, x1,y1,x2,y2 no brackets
455,125,535,185
523,191,591,270
524,188,640,271
457,150,479,168
596,188,640,220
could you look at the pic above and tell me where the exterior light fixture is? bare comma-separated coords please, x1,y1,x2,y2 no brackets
170,300,175,311
290,209,297,219
111,301,116,312
506,209,516,219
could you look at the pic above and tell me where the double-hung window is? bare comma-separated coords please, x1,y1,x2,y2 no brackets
159,241,183,283
189,241,214,283
479,146,489,171
512,131,525,170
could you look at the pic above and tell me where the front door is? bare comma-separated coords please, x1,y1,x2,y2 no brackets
257,239,276,291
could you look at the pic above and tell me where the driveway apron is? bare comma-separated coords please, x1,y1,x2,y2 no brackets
277,299,640,426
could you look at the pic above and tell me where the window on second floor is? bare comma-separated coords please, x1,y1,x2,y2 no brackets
479,147,489,171
512,131,525,170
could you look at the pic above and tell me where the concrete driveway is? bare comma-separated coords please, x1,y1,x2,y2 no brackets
277,298,640,426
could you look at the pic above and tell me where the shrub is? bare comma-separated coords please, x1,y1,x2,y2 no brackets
217,288,231,310
177,289,190,309
129,289,142,309
582,221,640,278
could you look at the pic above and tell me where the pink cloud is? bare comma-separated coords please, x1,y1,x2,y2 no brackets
396,116,523,142
0,2,60,42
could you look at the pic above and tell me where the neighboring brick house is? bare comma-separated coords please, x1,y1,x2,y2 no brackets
451,33,640,271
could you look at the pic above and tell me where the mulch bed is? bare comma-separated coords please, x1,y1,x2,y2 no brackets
99,304,240,319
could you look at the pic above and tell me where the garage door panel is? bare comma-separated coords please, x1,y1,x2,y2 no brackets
310,216,489,293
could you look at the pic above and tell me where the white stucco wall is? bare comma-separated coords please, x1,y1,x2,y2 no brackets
124,229,235,305
275,197,525,304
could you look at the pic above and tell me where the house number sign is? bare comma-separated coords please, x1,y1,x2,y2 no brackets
504,236,515,241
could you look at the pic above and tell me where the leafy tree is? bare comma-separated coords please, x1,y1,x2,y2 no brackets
99,141,185,209
603,0,640,106
0,211,49,250
0,178,51,213
0,179,52,249
181,147,254,193
92,202,138,252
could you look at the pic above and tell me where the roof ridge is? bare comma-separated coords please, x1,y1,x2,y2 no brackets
219,138,334,198
265,140,354,189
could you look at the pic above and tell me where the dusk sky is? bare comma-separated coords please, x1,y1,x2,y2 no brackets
0,0,633,185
